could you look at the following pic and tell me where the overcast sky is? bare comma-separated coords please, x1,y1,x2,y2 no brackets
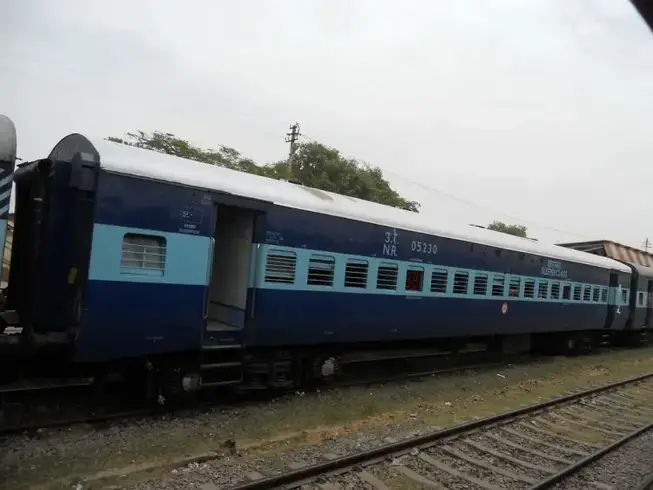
1,0,653,248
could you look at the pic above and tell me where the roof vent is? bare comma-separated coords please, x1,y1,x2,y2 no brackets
280,178,302,185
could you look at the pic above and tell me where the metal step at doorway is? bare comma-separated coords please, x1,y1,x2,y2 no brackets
200,320,244,387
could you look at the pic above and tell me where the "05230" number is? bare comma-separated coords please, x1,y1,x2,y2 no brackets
411,240,437,255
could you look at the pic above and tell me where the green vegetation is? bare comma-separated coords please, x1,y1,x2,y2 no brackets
107,131,420,212
486,220,529,238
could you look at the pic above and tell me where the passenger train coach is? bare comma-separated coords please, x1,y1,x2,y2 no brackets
0,117,652,399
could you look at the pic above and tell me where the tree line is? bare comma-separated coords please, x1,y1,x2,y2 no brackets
107,131,420,212
107,131,529,238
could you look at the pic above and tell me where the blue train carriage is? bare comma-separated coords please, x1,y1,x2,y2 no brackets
0,115,16,285
0,131,634,397
75,134,628,381
614,261,653,345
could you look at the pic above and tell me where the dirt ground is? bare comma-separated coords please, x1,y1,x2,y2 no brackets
4,346,653,489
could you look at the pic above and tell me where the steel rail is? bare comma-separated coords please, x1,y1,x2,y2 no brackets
225,370,653,490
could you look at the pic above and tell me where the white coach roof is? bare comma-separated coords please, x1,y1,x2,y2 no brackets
87,136,628,272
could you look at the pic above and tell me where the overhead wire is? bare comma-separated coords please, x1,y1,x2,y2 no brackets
297,132,599,241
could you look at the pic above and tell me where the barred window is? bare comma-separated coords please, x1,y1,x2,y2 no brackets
264,250,296,284
473,273,488,295
307,255,335,286
430,268,448,293
121,234,166,275
492,274,505,297
406,267,424,292
538,280,549,299
508,277,521,297
453,271,469,295
344,259,368,289
377,263,398,290
524,280,535,298
562,284,571,300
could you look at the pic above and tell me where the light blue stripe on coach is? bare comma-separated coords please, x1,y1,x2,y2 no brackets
88,224,212,285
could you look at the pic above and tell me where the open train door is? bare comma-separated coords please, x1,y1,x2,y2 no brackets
0,115,16,290
200,193,272,387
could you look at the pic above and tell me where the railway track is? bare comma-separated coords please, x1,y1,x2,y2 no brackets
637,472,653,490
223,371,653,490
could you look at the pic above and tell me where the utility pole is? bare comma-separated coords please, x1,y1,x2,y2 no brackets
285,123,301,164
644,238,652,253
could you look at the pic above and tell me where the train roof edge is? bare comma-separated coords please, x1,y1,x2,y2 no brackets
45,133,631,273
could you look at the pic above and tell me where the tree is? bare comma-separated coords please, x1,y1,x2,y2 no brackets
486,221,528,238
265,142,419,211
106,131,420,212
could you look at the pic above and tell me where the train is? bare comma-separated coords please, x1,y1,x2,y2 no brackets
0,114,651,402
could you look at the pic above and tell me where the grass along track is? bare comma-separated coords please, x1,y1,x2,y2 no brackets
2,342,643,437
222,371,653,490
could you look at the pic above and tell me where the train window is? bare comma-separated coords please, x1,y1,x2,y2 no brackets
638,292,645,306
377,263,398,290
562,284,571,300
583,286,591,302
264,249,297,284
524,280,535,298
600,288,608,303
573,285,581,301
405,267,424,292
344,259,368,289
491,274,505,297
453,271,469,295
592,287,600,303
121,233,167,275
307,255,335,287
621,289,629,304
473,273,488,295
551,282,560,300
508,277,521,297
538,280,549,299
430,269,448,293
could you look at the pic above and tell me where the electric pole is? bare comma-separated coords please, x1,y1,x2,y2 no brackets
644,238,651,253
285,123,301,164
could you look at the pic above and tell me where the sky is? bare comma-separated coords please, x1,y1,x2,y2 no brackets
1,0,653,248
